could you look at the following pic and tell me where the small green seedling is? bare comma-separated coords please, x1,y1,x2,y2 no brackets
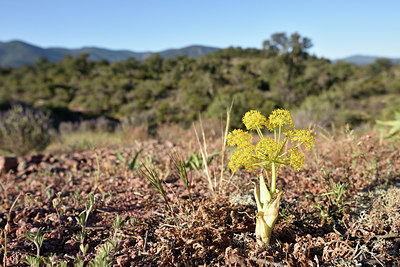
73,243,89,267
75,194,95,235
52,192,64,220
46,188,55,202
314,181,349,222
184,150,220,171
22,255,42,267
109,214,125,251
112,215,125,236
185,151,204,170
73,193,96,257
24,227,45,257
42,253,68,267
88,243,112,267
115,149,143,170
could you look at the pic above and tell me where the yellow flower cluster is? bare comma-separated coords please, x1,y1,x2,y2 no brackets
255,137,279,159
267,109,293,131
227,129,253,148
288,149,304,171
242,110,268,130
289,129,315,150
227,109,314,174
228,145,258,173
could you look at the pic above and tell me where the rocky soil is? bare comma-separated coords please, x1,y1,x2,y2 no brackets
0,131,399,266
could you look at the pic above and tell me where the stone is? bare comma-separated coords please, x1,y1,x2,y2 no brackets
116,254,130,266
0,156,18,174
27,154,44,164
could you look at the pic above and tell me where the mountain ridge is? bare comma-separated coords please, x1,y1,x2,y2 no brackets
0,40,220,67
334,54,400,65
1,40,400,67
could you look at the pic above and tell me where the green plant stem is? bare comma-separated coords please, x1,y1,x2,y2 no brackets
34,240,40,257
278,126,281,144
271,162,277,194
255,126,264,140
264,169,270,187
2,230,7,267
92,152,101,193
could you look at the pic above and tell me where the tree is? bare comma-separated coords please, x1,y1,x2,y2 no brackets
263,32,313,83
263,32,312,54
367,58,393,76
143,54,163,79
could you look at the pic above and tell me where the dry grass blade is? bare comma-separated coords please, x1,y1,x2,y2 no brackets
0,172,12,211
193,120,214,194
250,257,286,266
2,192,22,267
219,101,233,193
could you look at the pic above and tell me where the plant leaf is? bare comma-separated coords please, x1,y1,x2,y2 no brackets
115,151,126,164
259,174,271,205
129,149,143,170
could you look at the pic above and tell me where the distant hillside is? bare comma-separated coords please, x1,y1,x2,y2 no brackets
0,41,61,67
334,54,400,65
2,40,399,68
0,40,220,67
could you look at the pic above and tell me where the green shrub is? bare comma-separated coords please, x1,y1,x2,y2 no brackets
0,105,53,155
376,110,400,142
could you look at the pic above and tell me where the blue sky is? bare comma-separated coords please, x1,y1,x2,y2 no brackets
1,0,399,59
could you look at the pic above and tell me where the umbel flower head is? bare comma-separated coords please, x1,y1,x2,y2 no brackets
227,129,253,149
267,109,293,131
242,110,269,130
228,109,314,174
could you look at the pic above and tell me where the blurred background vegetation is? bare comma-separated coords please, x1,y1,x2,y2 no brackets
0,32,399,155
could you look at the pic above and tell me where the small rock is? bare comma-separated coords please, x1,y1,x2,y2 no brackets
64,159,77,169
50,166,67,173
48,156,57,163
123,238,135,249
33,212,42,221
47,213,59,223
165,141,174,148
64,239,77,252
130,252,137,260
17,160,28,172
137,236,144,248
48,228,63,239
15,223,33,238
27,154,44,165
0,156,18,174
116,254,130,266
27,164,38,172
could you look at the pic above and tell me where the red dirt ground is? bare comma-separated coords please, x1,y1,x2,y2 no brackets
0,130,399,266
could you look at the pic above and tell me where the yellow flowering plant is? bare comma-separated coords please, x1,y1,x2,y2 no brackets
227,109,314,244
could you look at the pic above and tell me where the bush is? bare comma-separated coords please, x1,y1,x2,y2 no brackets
58,121,78,135
0,105,53,155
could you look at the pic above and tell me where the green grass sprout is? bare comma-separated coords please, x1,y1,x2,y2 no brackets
140,163,172,213
171,152,194,205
